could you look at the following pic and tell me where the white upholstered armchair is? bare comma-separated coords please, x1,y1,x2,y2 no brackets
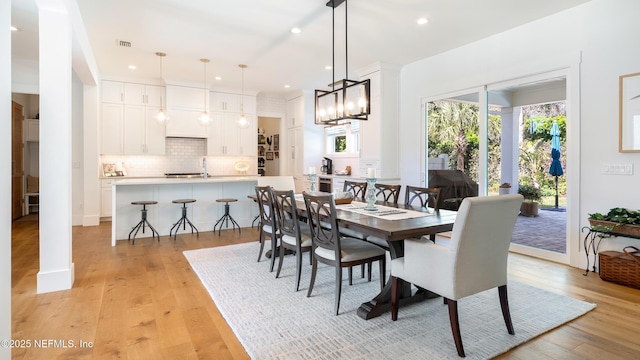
390,194,523,357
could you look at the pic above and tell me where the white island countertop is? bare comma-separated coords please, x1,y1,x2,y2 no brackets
112,176,258,186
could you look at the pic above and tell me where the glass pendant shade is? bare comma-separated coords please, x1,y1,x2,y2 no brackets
237,113,250,129
198,111,210,126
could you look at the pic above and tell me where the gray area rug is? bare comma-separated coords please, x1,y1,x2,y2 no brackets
184,242,594,359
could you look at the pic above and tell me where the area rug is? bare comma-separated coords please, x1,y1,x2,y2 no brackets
184,242,595,359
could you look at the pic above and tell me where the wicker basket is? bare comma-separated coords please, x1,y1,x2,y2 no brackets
334,197,353,205
599,246,640,289
588,219,640,238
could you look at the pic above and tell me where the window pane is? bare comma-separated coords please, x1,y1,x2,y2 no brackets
335,136,347,152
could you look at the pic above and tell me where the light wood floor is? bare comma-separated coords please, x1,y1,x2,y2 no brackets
11,218,640,359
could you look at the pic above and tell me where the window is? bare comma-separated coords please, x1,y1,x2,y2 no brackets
325,121,359,154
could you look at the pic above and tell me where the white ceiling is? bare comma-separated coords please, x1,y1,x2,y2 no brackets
11,0,590,95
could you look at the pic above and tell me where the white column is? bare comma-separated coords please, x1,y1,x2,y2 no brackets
1,0,13,356
36,0,75,293
499,107,519,190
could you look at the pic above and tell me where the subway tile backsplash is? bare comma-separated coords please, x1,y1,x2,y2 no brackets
101,137,257,177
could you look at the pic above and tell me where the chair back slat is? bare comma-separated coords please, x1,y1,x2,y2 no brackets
272,189,300,239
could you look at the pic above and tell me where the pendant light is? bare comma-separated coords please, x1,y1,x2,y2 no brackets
237,64,250,129
198,58,212,126
314,0,370,125
153,52,168,123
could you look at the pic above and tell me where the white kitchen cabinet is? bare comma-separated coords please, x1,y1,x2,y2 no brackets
284,91,323,179
207,112,256,156
286,96,304,128
165,85,209,138
100,179,114,218
101,103,124,154
122,105,166,155
211,92,256,114
25,119,39,142
101,81,166,155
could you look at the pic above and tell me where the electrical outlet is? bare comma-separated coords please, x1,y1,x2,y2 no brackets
602,163,633,175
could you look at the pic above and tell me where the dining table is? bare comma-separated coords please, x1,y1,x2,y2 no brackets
248,192,458,320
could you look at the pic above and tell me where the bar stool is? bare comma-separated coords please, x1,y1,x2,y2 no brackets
213,198,241,235
128,200,160,244
169,199,199,240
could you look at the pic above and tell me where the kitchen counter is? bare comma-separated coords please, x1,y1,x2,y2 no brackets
110,176,258,245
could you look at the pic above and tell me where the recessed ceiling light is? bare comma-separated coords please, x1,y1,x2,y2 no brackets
10,26,19,31
284,85,290,88
128,65,137,70
215,76,222,80
290,27,301,34
417,18,429,25
325,66,332,70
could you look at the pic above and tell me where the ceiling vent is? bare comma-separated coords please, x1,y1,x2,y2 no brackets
117,40,132,48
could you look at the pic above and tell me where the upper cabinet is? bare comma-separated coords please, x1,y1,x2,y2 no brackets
165,85,208,138
101,80,166,155
286,96,304,129
207,91,257,156
284,91,323,180
25,119,39,142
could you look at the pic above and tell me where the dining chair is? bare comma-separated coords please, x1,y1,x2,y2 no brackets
272,188,312,291
343,180,368,201
390,194,523,357
404,185,441,209
255,185,279,272
303,191,387,315
375,183,402,203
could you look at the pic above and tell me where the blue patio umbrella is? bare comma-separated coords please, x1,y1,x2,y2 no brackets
549,121,563,208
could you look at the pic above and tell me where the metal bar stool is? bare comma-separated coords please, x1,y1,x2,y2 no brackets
169,199,199,240
213,198,241,235
128,200,160,244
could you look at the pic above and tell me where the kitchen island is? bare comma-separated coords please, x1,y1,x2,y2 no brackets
111,176,258,245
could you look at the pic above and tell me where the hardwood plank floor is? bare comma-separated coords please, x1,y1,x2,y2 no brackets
11,218,640,359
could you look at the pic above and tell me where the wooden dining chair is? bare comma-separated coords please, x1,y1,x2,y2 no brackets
405,185,441,210
255,185,279,272
302,191,386,315
272,188,312,291
343,180,368,201
391,194,523,357
375,183,402,203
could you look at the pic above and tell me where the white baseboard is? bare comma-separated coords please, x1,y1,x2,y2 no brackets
37,263,75,294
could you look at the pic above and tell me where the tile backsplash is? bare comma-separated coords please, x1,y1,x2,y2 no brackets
101,137,257,177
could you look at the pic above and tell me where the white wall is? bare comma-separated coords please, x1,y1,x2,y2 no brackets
2,0,12,356
400,0,640,269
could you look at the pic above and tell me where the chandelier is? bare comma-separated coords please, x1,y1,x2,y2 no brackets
314,0,370,126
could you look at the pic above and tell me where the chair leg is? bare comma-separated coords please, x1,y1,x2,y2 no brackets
269,233,278,272
348,267,353,285
294,249,303,291
446,299,465,357
378,258,386,290
391,276,401,321
257,229,265,262
334,265,342,315
499,285,515,335
307,257,317,298
360,263,365,278
275,243,286,279
367,262,372,282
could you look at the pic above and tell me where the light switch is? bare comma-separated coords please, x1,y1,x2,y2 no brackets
602,163,633,175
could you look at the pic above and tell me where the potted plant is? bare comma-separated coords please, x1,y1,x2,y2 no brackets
588,207,640,237
518,184,541,217
499,182,511,195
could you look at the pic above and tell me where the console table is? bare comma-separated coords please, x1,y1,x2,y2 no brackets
582,225,640,276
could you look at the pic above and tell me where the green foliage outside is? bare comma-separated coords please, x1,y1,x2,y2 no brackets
427,101,567,207
334,135,346,152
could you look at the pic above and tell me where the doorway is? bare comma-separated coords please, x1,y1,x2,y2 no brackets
257,116,281,176
11,101,24,220
424,70,575,264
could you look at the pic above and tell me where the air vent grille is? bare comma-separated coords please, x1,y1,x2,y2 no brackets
117,40,132,48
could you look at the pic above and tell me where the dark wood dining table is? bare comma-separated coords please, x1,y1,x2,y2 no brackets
248,192,458,320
